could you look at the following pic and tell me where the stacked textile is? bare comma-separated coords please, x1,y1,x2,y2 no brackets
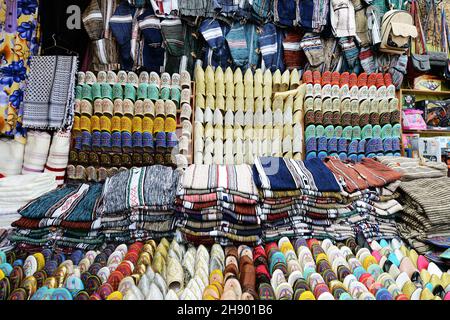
375,156,449,254
0,173,58,229
323,157,403,242
252,157,348,242
375,156,448,181
396,177,450,254
175,164,262,246
98,166,180,243
10,183,103,252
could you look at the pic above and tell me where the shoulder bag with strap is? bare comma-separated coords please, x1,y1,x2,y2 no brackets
424,0,448,68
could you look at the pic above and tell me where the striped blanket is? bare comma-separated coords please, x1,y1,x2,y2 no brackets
253,157,341,192
180,164,259,197
18,183,102,223
376,156,448,181
100,166,179,215
398,177,450,234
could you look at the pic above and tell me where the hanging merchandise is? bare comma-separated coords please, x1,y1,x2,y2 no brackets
408,0,430,74
0,0,40,142
379,9,417,54
22,56,78,130
423,0,448,70
82,0,121,72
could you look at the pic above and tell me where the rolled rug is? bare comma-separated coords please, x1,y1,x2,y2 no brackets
44,131,71,185
0,139,25,176
22,131,51,175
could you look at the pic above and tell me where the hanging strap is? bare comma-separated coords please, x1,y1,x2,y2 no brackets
410,0,427,55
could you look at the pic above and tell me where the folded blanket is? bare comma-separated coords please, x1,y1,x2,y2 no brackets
181,164,259,197
253,157,341,192
376,156,448,181
100,166,179,214
0,173,58,214
18,183,102,223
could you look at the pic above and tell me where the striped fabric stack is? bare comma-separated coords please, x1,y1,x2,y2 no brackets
174,164,262,246
10,183,104,252
252,157,349,242
323,157,403,243
253,156,404,244
97,166,180,243
375,156,450,255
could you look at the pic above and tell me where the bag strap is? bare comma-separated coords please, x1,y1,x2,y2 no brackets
441,5,450,56
410,0,427,55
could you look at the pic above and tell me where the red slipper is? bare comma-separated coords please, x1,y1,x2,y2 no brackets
313,71,322,85
303,70,313,84
384,73,393,86
322,71,332,86
349,73,358,87
331,71,340,86
376,73,385,88
339,72,350,87
367,73,377,87
357,72,368,87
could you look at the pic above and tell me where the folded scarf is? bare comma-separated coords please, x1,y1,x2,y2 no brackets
22,56,77,130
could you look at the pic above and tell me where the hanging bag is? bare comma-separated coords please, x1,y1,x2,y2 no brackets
424,0,448,68
379,9,417,54
410,0,430,72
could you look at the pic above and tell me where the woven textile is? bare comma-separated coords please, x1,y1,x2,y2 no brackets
253,157,341,192
18,183,102,223
181,164,259,197
22,56,77,130
399,177,450,233
21,131,51,175
375,156,448,181
0,173,57,217
100,165,179,214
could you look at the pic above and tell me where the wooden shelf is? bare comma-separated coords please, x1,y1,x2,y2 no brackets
400,89,450,96
403,129,450,134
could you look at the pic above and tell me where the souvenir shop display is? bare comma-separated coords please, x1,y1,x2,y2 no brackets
303,70,402,161
66,70,193,182
175,164,262,245
1,0,450,303
193,65,302,165
1,236,450,300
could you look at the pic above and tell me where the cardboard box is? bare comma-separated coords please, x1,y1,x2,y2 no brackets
418,138,442,162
